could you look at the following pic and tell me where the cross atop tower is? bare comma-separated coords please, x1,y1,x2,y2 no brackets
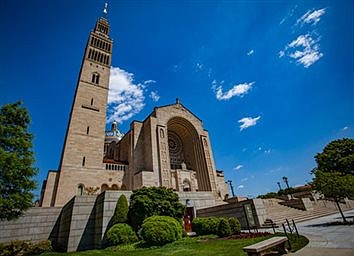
103,2,108,15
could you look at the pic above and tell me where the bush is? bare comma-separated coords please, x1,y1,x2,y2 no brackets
112,194,129,224
0,240,52,256
140,216,183,246
228,217,241,234
217,218,231,237
191,217,221,235
128,187,185,231
106,223,138,245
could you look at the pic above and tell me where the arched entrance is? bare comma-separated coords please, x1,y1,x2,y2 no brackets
167,117,211,191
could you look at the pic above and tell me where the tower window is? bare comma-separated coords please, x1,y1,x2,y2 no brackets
91,98,94,105
77,184,84,196
86,126,90,135
91,73,100,84
82,156,86,166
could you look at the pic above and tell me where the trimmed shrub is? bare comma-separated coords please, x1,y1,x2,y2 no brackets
217,218,232,237
112,194,129,224
140,215,183,246
192,217,221,235
0,240,52,256
128,187,185,231
228,217,241,234
106,223,138,245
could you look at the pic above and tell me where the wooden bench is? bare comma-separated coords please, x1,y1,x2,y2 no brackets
243,236,288,256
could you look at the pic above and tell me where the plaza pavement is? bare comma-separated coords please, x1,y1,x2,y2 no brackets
291,209,354,255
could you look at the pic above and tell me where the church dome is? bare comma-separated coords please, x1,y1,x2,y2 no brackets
105,121,124,143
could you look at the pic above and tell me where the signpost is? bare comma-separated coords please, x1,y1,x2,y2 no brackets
243,204,256,232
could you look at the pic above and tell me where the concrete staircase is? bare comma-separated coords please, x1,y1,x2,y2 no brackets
263,198,354,226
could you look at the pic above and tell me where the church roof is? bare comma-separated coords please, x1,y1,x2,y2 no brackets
153,98,202,122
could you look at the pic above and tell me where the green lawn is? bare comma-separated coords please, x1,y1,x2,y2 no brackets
42,233,308,256
42,236,269,256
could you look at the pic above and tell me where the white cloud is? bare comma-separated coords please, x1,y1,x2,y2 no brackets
264,149,271,154
241,177,249,182
143,80,156,86
196,63,204,71
280,5,298,25
238,116,261,131
247,49,254,56
107,67,146,123
150,91,160,102
258,147,262,151
212,81,254,100
343,126,349,130
297,8,326,25
237,185,244,189
280,33,323,68
234,165,243,171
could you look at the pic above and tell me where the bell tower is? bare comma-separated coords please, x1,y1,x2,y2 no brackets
42,8,114,206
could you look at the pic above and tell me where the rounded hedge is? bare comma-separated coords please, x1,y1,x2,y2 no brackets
106,223,138,245
228,217,241,234
217,218,232,237
140,216,183,246
192,217,220,235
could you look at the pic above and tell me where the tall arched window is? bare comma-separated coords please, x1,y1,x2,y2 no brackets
77,184,84,196
91,73,100,85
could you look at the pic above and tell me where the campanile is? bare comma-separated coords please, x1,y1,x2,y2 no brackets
42,10,113,206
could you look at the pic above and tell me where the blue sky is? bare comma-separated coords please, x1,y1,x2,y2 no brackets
1,0,353,199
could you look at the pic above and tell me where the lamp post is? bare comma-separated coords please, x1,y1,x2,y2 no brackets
227,180,235,197
277,182,282,190
282,176,290,189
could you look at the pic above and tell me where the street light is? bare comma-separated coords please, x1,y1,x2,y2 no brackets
227,180,235,197
282,176,290,189
277,182,282,190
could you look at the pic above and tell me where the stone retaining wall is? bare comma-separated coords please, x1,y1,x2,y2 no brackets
196,199,266,228
0,207,62,244
279,198,314,211
0,190,217,252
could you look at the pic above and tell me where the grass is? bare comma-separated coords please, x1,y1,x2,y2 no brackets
284,233,309,252
41,233,309,256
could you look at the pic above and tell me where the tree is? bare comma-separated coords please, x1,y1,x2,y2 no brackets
127,187,185,230
312,138,354,223
0,101,37,220
315,138,354,175
312,170,354,223
112,194,128,224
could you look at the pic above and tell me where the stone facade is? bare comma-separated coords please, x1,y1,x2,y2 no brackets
40,13,228,208
104,102,229,200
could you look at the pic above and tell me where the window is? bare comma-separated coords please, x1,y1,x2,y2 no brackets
77,184,84,196
86,126,90,135
91,73,100,84
82,156,86,166
91,98,94,105
101,184,109,192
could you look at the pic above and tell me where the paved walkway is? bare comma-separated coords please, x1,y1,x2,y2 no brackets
291,209,354,255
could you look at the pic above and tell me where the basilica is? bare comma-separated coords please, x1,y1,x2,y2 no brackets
40,11,228,208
